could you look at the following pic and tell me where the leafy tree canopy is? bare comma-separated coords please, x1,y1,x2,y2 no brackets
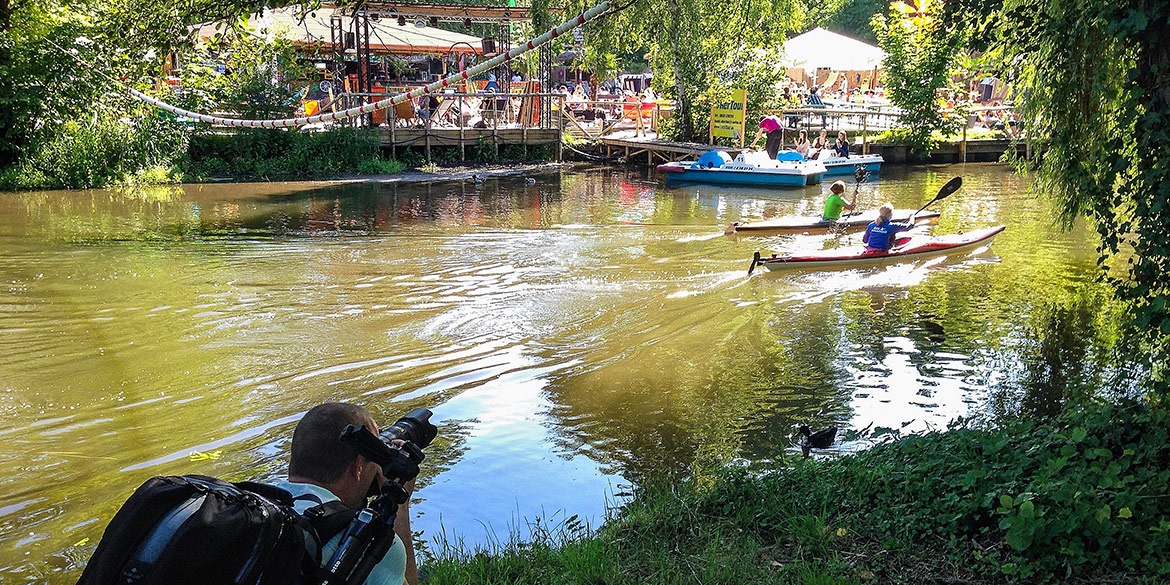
971,0,1170,395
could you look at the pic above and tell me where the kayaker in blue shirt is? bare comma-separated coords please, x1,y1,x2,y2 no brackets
863,203,914,251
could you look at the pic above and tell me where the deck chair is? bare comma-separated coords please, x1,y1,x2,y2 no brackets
393,100,416,127
432,98,456,126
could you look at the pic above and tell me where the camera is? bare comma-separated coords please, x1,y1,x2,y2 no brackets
380,407,437,448
340,407,437,486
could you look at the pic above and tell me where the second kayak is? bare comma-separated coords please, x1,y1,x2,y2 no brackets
750,225,1006,272
726,209,941,236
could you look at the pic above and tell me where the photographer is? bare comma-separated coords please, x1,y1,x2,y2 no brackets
273,403,419,585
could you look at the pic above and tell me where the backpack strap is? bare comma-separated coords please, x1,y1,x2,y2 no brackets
304,500,361,545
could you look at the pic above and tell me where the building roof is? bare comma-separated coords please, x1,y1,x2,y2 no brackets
782,27,886,73
193,6,486,55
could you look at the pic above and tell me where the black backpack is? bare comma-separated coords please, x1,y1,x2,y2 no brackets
76,475,357,585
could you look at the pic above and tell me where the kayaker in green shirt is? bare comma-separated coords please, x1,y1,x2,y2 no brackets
822,180,858,220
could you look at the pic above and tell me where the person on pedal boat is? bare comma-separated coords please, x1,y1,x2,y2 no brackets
862,203,915,251
822,180,857,221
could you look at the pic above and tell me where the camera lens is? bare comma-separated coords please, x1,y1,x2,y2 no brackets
380,408,437,448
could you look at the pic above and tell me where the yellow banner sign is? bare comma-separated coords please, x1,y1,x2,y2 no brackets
710,89,747,145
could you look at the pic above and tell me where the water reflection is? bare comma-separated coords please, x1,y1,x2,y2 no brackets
0,164,1139,583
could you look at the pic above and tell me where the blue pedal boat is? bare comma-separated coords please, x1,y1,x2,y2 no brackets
658,150,827,188
818,152,884,176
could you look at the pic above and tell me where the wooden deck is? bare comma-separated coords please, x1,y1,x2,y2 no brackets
379,127,562,159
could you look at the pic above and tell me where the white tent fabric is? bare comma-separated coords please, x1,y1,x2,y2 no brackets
782,28,886,74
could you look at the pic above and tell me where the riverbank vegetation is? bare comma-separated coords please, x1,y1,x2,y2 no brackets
426,399,1169,584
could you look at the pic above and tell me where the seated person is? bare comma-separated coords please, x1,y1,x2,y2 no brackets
834,130,851,158
794,129,810,158
823,180,857,221
863,203,915,251
417,95,441,126
483,73,500,93
807,87,825,106
809,129,829,160
457,95,481,126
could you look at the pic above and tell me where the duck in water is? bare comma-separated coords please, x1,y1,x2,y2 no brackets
799,424,838,458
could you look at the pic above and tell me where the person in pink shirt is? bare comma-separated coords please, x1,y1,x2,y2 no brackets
749,115,785,159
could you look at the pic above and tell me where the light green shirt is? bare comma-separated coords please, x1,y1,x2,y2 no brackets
823,193,847,220
272,481,407,585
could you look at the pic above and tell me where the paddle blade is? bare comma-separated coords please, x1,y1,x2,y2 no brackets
854,166,869,185
915,176,963,215
748,251,761,276
937,176,962,199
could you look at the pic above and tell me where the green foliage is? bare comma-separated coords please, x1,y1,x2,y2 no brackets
803,0,886,42
471,137,498,162
0,109,187,190
874,2,968,153
978,0,1170,395
169,31,311,121
570,0,802,142
713,47,789,146
425,400,1169,584
183,129,399,180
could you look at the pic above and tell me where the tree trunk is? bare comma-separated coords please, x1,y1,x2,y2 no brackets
0,0,10,33
665,0,693,141
671,47,692,140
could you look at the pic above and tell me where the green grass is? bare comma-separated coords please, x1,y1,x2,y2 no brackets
425,399,1170,584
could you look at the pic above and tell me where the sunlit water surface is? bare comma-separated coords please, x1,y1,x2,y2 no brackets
0,164,1129,582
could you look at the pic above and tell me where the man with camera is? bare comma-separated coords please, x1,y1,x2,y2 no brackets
77,402,435,585
273,402,419,585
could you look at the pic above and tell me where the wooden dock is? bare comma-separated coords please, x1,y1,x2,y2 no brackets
598,136,732,165
380,127,562,160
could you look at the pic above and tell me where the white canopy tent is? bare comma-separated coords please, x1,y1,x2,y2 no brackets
781,28,886,78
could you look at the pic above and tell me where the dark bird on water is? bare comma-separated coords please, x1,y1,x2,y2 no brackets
799,425,838,449
525,177,536,186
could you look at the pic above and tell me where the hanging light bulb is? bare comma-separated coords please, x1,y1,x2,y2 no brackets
463,17,472,28
430,16,438,27
398,15,406,26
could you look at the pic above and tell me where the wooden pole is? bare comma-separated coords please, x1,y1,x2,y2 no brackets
862,112,868,155
459,94,465,161
425,104,432,161
960,123,967,163
389,102,396,160
557,95,565,162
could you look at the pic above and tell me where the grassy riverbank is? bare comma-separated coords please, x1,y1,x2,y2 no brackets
426,399,1168,585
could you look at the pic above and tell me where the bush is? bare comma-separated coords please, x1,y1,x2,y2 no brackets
183,129,402,180
0,111,187,191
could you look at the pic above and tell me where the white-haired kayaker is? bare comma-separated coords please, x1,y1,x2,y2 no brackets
862,203,915,251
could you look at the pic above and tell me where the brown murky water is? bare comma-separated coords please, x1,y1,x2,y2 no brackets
0,163,1130,582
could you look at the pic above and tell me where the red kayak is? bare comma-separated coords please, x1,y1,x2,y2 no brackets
725,209,940,236
750,225,1005,272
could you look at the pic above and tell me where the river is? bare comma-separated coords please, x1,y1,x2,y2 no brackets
0,163,1131,582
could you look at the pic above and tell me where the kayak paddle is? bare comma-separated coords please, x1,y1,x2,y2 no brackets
911,176,962,218
840,165,871,221
748,251,762,276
